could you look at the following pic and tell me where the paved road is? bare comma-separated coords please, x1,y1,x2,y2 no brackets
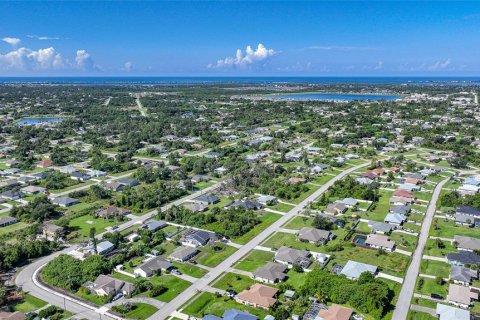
15,181,223,319
148,161,370,320
135,93,147,117
392,177,450,320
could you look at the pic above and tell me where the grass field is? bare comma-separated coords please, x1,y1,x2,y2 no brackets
423,238,456,257
419,260,450,278
172,262,208,278
233,212,281,245
150,275,192,302
124,303,158,320
415,277,448,298
0,221,28,236
212,273,256,293
262,232,324,252
284,216,314,230
14,294,48,312
268,202,295,213
183,292,269,319
69,214,117,237
389,232,418,252
234,250,274,272
429,218,480,238
196,244,237,267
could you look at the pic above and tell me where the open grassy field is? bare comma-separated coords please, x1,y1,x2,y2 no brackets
69,214,117,237
150,275,192,302
172,261,208,278
14,294,48,312
124,303,158,320
212,273,256,293
283,216,314,230
183,292,269,319
415,277,448,298
196,244,237,267
429,218,480,238
234,250,274,272
419,260,450,278
0,221,28,236
233,212,281,245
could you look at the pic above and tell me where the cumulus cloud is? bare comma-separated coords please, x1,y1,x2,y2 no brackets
2,37,21,46
428,58,451,71
123,61,133,72
373,61,384,70
208,43,276,69
75,49,96,70
27,35,60,40
0,46,99,73
0,46,65,70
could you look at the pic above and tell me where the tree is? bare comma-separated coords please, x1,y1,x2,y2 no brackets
312,216,335,231
89,227,97,254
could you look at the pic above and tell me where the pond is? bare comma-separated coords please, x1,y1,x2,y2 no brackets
16,117,64,126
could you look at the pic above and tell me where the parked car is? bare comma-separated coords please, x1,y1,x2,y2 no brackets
431,293,444,300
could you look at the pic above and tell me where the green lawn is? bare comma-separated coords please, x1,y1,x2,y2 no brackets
69,214,117,237
312,175,334,185
415,277,448,297
172,262,208,278
389,232,418,252
429,218,479,238
124,303,158,320
183,292,269,319
150,275,192,302
14,294,48,312
0,221,28,236
212,273,256,293
419,260,450,278
234,250,274,272
233,212,281,245
262,232,324,252
196,244,237,267
282,184,321,205
357,190,392,222
284,216,314,230
407,311,437,320
423,239,456,257
268,202,295,213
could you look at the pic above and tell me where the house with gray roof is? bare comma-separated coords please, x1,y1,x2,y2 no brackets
143,219,166,232
169,246,198,262
450,265,478,285
134,256,173,278
194,194,220,205
91,275,135,297
252,262,288,284
389,205,411,215
0,216,18,228
257,195,277,205
436,304,470,320
184,202,208,212
340,260,378,280
274,246,311,269
51,196,79,207
0,190,23,200
384,213,406,225
455,235,480,252
297,227,334,245
368,221,395,234
227,199,263,211
181,229,217,247
338,198,358,208
204,309,258,320
447,251,480,266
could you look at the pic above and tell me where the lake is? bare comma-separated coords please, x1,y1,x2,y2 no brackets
16,117,65,126
269,93,400,101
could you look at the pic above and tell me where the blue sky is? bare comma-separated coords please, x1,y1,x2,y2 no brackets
0,1,479,76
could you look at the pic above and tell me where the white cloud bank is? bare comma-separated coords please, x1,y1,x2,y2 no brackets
0,46,97,72
2,37,21,46
208,43,276,69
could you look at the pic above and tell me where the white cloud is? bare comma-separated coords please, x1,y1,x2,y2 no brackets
2,37,21,46
208,43,276,69
428,58,451,71
27,35,60,40
123,61,133,72
374,61,384,70
75,49,96,70
0,46,65,70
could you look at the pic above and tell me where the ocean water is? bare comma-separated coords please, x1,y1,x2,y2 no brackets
0,76,479,86
269,93,400,101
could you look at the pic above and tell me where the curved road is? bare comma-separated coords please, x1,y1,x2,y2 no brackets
148,161,370,320
15,182,223,320
392,176,450,320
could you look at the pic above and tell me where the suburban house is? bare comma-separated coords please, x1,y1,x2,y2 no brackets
169,246,198,262
369,221,395,234
104,182,124,192
389,205,411,215
191,174,211,183
0,216,18,228
447,283,478,308
194,194,220,205
118,178,140,187
20,185,46,195
180,229,217,247
235,283,278,309
297,227,335,245
274,246,311,269
204,309,258,320
84,241,115,256
134,256,173,278
0,190,23,201
340,260,378,280
91,275,135,297
95,206,131,219
257,195,277,206
450,266,478,285
252,262,288,284
384,213,407,225
316,304,353,320
70,171,91,181
338,197,358,208
325,203,347,216
227,199,263,211
51,196,79,207
184,202,208,212
143,219,166,232
436,303,470,320
365,234,396,252
42,224,64,238
455,235,480,252
448,251,480,266
392,189,416,200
